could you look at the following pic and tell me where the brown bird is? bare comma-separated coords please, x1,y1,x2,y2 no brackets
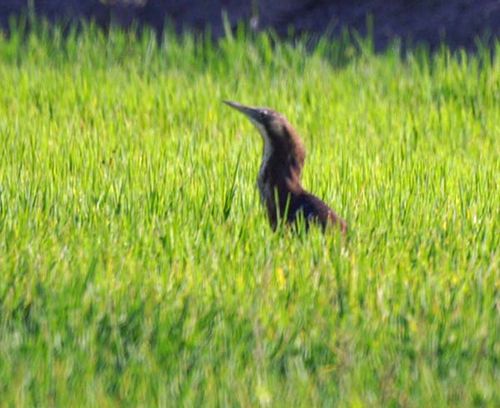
224,100,347,234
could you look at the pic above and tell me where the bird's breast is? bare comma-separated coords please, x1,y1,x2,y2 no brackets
257,164,271,204
257,142,274,203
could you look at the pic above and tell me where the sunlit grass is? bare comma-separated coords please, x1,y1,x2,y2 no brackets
0,24,498,406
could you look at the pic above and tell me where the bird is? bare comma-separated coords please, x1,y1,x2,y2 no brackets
223,100,347,234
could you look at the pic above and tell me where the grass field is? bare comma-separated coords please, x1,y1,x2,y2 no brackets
0,24,499,406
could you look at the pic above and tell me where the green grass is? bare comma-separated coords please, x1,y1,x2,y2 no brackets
0,24,499,406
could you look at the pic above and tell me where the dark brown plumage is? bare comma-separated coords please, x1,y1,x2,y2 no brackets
224,100,347,234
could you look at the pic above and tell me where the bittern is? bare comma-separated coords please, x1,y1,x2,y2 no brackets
224,100,347,234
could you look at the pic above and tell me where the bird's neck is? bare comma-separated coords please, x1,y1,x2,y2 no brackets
258,142,303,197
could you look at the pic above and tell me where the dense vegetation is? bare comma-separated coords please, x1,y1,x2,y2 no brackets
0,25,498,406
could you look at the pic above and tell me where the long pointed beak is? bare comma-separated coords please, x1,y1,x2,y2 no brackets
223,100,262,122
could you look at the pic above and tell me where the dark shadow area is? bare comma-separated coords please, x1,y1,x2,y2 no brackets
1,1,499,50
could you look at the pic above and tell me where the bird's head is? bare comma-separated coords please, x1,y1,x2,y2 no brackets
223,100,305,167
